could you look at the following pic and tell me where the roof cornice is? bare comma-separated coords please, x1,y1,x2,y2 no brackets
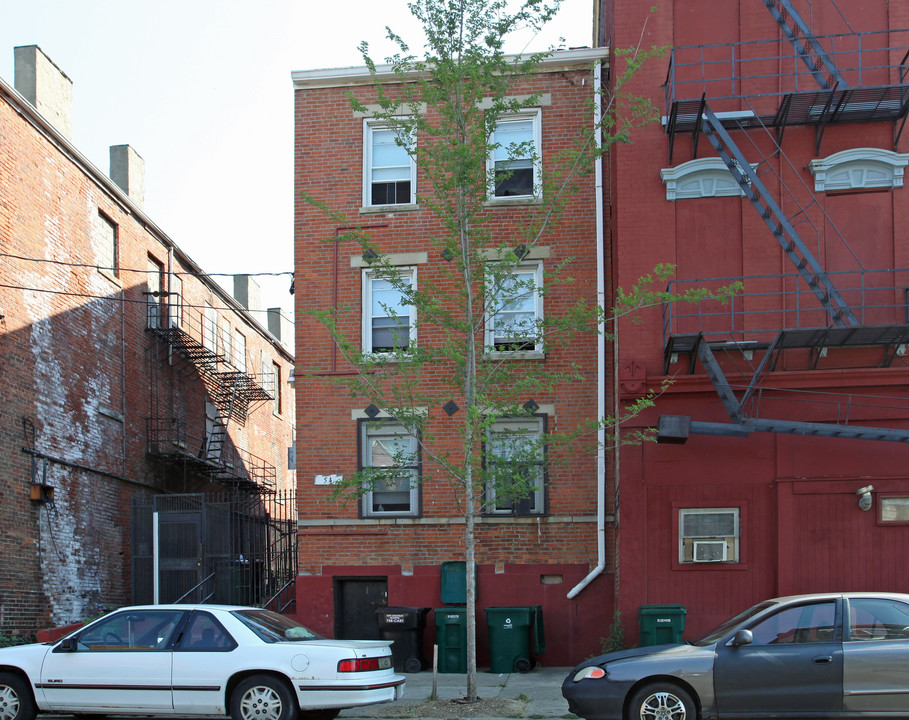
291,46,610,90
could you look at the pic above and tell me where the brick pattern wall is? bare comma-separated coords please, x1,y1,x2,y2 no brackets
293,57,613,637
0,89,294,635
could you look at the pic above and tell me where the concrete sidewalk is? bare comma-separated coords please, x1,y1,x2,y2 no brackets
339,666,573,719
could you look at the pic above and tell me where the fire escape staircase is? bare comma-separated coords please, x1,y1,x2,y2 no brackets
146,305,276,492
658,6,909,444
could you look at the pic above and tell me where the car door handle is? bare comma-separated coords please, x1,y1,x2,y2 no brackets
813,656,833,664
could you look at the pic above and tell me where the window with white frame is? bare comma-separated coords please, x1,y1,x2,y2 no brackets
364,121,416,207
485,262,543,353
679,508,739,564
147,256,164,329
363,267,416,353
359,420,420,517
234,329,246,373
484,416,546,516
489,111,541,198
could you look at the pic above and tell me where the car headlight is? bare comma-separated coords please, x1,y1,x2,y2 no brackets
573,665,607,682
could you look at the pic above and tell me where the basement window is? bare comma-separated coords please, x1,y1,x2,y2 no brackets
679,508,739,564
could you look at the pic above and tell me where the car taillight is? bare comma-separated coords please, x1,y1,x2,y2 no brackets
338,657,381,672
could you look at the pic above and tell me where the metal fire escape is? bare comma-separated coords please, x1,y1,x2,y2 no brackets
659,1,909,443
145,299,277,493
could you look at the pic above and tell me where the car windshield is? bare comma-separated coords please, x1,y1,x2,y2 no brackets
692,601,776,646
232,609,324,643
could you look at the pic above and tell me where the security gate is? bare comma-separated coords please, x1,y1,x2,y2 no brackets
132,491,296,607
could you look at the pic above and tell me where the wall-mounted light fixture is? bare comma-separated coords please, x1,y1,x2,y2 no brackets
857,485,874,512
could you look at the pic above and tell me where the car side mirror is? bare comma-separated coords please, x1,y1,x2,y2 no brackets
727,629,753,647
55,637,79,653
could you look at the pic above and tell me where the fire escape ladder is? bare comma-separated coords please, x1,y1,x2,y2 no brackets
699,103,859,329
206,418,228,464
762,0,850,90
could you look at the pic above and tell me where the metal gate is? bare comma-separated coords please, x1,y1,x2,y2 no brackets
132,490,296,609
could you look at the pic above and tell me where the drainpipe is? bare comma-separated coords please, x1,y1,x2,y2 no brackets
568,58,606,600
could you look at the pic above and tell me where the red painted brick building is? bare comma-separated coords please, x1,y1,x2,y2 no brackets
0,46,296,636
292,48,613,665
601,1,909,642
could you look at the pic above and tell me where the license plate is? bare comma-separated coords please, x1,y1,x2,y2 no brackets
378,656,392,670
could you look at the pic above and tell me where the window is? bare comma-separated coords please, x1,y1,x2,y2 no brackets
234,329,246,372
363,268,416,353
203,303,217,352
272,362,282,415
169,273,183,329
359,420,419,517
679,508,739,564
220,320,233,366
177,612,236,652
489,111,541,198
78,609,183,651
484,416,546,516
848,597,909,641
880,497,909,523
364,121,416,207
485,263,543,353
147,256,164,329
97,211,119,279
749,602,836,644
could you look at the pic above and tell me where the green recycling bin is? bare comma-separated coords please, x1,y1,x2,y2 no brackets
434,606,467,673
639,604,686,646
485,605,545,673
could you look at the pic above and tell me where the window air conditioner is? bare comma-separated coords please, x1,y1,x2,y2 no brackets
693,540,728,562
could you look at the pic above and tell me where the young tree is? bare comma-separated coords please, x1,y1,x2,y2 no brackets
302,0,718,699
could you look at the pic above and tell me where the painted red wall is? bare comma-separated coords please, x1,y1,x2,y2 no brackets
605,0,909,644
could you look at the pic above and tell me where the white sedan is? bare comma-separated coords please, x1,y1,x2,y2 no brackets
0,604,405,720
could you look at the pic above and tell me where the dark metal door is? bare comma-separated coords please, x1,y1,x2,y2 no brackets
158,511,203,603
335,578,387,639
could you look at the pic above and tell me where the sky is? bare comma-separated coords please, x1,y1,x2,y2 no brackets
0,0,594,327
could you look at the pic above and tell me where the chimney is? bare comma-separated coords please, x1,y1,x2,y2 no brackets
14,45,73,140
110,145,145,208
267,307,293,350
233,275,261,313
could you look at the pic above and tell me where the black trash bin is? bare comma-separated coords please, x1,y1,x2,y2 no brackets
375,606,430,673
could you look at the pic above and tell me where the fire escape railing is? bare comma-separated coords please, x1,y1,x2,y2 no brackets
146,417,277,493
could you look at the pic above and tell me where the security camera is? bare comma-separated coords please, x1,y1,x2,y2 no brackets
857,485,874,511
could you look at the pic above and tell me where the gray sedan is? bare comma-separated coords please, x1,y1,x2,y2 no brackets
562,592,909,720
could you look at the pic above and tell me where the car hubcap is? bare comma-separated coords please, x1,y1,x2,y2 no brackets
640,692,686,720
240,686,283,720
0,686,21,720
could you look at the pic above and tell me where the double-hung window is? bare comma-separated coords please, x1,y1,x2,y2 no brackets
489,110,541,199
679,508,740,564
364,121,416,207
484,416,547,516
97,211,119,280
363,267,416,354
485,262,543,353
360,421,420,517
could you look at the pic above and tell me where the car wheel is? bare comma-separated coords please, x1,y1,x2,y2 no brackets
299,710,340,720
230,675,296,720
0,672,36,720
628,683,695,720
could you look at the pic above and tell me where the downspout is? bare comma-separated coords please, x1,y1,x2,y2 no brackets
568,58,606,599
